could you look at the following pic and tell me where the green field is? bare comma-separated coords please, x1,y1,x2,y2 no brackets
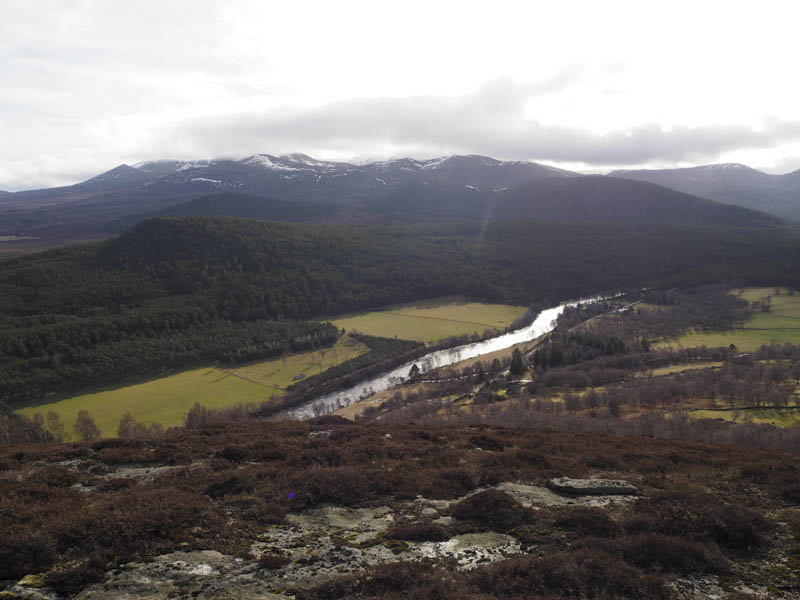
19,368,270,439
229,334,369,388
16,302,523,437
331,301,527,343
647,362,723,377
18,335,370,438
659,288,800,352
690,408,800,428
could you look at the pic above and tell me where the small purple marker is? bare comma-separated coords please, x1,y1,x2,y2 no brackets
288,492,295,499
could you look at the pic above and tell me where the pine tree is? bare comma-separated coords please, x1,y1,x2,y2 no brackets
509,348,526,376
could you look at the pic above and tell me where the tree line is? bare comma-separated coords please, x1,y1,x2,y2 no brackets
2,216,800,404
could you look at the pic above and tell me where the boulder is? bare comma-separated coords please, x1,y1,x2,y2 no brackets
548,477,637,496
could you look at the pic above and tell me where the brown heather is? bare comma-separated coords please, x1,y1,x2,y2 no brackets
1,420,798,596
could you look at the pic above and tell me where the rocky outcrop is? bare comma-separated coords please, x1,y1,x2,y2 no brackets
547,477,638,496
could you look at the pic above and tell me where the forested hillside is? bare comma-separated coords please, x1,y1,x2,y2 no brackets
2,216,800,405
108,192,343,232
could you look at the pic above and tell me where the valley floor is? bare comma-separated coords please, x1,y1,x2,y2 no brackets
15,300,525,437
659,288,800,352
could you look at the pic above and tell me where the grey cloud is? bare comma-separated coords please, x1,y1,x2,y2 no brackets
159,78,800,166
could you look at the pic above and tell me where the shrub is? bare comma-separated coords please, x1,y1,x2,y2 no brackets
471,549,670,599
450,489,534,532
413,467,481,499
215,445,248,463
297,562,470,600
290,466,373,507
551,506,620,538
96,477,137,492
46,552,108,596
740,462,800,504
205,475,253,499
624,490,772,553
469,435,504,452
577,534,728,575
384,520,450,542
258,552,291,570
244,501,286,525
28,464,81,488
0,528,55,580
616,534,728,574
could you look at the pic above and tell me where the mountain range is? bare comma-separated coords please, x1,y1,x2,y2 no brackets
610,163,800,221
0,153,794,253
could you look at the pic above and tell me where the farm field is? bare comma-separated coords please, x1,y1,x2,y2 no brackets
659,288,800,351
228,334,369,389
15,299,521,437
17,335,370,438
690,407,800,428
331,300,526,343
18,367,270,438
646,362,723,377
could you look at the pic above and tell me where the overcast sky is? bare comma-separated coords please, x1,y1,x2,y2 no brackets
2,0,800,190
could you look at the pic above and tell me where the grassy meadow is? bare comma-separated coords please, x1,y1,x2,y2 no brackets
646,362,723,377
18,367,270,438
690,407,800,428
18,335,370,438
228,334,369,389
19,297,521,435
659,288,800,351
331,301,526,343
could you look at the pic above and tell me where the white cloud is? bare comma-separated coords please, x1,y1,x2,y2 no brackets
2,0,800,190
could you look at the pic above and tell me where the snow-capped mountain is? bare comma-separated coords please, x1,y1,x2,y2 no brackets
120,153,579,205
609,164,800,221
73,164,156,191
0,154,581,241
1,154,789,248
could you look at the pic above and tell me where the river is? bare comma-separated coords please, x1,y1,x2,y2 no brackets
273,296,600,420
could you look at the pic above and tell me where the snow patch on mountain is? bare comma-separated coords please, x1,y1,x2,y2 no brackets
177,161,212,172
421,156,454,171
703,163,750,171
243,155,303,171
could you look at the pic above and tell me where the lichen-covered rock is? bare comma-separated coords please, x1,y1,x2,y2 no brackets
17,575,47,589
548,477,638,496
76,550,290,599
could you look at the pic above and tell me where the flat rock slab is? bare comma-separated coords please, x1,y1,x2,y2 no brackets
548,477,638,496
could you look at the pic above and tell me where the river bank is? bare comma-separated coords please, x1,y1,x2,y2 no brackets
270,296,605,420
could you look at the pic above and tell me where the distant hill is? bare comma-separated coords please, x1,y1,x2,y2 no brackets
491,176,782,227
0,154,793,251
10,153,577,209
108,192,343,232
129,153,577,205
368,175,782,226
0,153,579,245
106,175,778,232
609,164,800,221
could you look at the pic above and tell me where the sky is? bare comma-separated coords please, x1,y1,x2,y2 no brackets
2,0,800,191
